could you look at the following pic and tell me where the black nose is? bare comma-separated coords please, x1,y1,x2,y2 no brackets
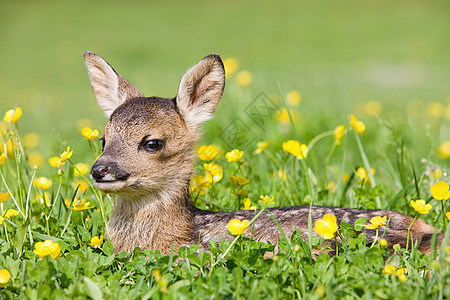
91,163,111,181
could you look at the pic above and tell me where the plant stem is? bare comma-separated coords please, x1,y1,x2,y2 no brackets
406,215,418,251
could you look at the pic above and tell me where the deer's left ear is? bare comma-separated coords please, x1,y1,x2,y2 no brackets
176,54,225,132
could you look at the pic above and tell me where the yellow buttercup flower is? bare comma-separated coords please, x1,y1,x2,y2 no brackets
33,177,52,190
48,156,62,168
356,167,375,185
253,140,271,155
3,107,22,123
334,125,346,145
229,176,251,186
203,163,223,183
286,90,301,107
33,240,61,260
430,181,450,200
88,235,104,248
4,209,19,219
382,265,396,275
437,140,450,159
0,216,3,225
364,100,382,116
190,175,211,195
282,140,307,159
81,127,99,141
59,146,73,164
235,71,252,87
0,192,11,203
0,269,11,287
364,216,387,229
74,163,90,177
153,269,168,293
28,152,43,168
314,214,338,240
379,239,387,247
74,180,89,193
198,145,218,161
410,199,432,215
23,132,40,149
225,149,244,163
34,192,51,207
0,153,5,165
6,140,16,160
276,107,299,123
349,114,366,135
227,219,249,235
68,199,94,211
259,194,275,206
242,198,256,210
223,57,239,77
445,212,450,221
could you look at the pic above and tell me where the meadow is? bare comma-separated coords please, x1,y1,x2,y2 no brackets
1,0,450,298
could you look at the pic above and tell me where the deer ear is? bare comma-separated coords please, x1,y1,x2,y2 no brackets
176,54,225,132
83,51,143,117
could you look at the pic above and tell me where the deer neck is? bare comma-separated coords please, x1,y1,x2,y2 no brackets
107,180,196,254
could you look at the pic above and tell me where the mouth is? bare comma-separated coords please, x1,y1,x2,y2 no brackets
94,179,129,193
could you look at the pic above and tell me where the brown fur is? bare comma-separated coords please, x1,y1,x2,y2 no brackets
83,51,444,255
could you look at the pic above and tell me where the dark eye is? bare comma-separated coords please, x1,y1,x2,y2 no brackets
142,139,164,152
100,138,105,151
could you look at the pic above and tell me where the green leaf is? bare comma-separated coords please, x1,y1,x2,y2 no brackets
102,241,114,256
84,276,103,300
77,225,91,241
14,219,29,252
354,218,368,231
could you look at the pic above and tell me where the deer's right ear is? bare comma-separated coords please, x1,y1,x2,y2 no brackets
176,54,225,133
83,51,143,117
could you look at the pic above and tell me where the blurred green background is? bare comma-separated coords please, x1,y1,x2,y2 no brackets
1,0,449,157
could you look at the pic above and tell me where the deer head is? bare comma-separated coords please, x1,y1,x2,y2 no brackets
83,52,225,202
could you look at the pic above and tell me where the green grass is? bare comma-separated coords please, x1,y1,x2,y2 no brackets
0,0,450,298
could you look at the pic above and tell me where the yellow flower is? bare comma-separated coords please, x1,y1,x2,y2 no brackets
225,149,244,162
48,156,62,168
445,212,450,221
227,219,249,235
229,176,251,186
253,140,271,155
198,145,218,161
286,90,301,107
23,132,40,149
430,181,450,200
59,146,73,163
398,273,407,282
259,194,275,206
356,167,375,185
203,163,223,183
34,192,51,207
437,140,450,159
349,114,366,135
6,140,16,160
153,269,168,293
242,198,256,210
282,140,307,159
334,125,346,145
428,102,444,118
190,175,211,195
276,107,299,123
33,177,52,190
0,153,5,165
28,152,43,168
74,180,89,193
74,163,90,177
0,216,3,225
364,216,387,229
379,239,387,247
327,182,336,194
382,264,396,275
68,199,94,211
88,235,104,248
33,240,61,260
3,107,22,123
223,57,239,77
364,100,382,116
81,127,99,141
0,269,11,287
0,192,11,203
4,209,19,219
235,71,252,87
314,214,338,240
410,199,432,215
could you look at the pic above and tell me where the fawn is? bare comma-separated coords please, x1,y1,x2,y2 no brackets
83,51,444,255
